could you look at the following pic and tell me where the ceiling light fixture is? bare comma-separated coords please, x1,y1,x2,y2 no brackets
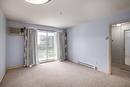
25,0,51,4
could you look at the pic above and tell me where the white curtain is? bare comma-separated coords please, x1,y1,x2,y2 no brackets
24,29,38,67
57,32,66,61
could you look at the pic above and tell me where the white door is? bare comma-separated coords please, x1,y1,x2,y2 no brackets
125,30,130,65
111,26,122,63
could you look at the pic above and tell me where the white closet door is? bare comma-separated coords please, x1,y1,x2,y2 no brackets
125,30,130,65
111,26,122,63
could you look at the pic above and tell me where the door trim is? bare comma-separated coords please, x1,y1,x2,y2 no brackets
124,29,130,65
37,30,57,63
108,21,130,74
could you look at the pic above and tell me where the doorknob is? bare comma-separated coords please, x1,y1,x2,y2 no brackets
112,40,114,42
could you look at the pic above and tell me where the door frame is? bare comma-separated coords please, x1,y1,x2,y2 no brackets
37,30,58,63
108,20,130,74
124,29,130,65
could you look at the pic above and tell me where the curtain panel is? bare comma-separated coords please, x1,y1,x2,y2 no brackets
57,32,66,61
24,29,38,67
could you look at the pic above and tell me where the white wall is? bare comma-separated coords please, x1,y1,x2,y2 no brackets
0,9,6,82
67,9,130,73
6,20,64,68
6,36,24,68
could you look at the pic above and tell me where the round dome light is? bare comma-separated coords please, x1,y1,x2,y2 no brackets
25,0,51,4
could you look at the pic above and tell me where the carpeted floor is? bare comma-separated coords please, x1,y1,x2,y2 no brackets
0,61,130,87
112,63,130,81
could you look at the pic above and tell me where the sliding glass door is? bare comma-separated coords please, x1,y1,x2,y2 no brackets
37,31,57,62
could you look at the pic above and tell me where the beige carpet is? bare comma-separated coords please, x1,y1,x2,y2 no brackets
112,63,130,81
120,65,130,71
0,61,130,87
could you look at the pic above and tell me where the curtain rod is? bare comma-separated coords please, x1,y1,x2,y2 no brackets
23,27,62,32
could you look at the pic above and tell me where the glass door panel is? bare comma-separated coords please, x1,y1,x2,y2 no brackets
37,31,48,62
37,31,57,63
47,32,57,60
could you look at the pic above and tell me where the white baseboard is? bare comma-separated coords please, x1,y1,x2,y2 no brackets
0,76,3,83
7,65,23,70
67,58,110,74
68,58,99,71
0,71,6,84
67,58,79,64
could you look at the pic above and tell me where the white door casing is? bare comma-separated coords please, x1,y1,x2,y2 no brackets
125,30,130,65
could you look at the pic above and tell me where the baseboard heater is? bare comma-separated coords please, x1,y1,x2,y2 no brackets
78,61,97,70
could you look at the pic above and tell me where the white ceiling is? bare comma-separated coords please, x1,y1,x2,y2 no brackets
0,0,130,28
